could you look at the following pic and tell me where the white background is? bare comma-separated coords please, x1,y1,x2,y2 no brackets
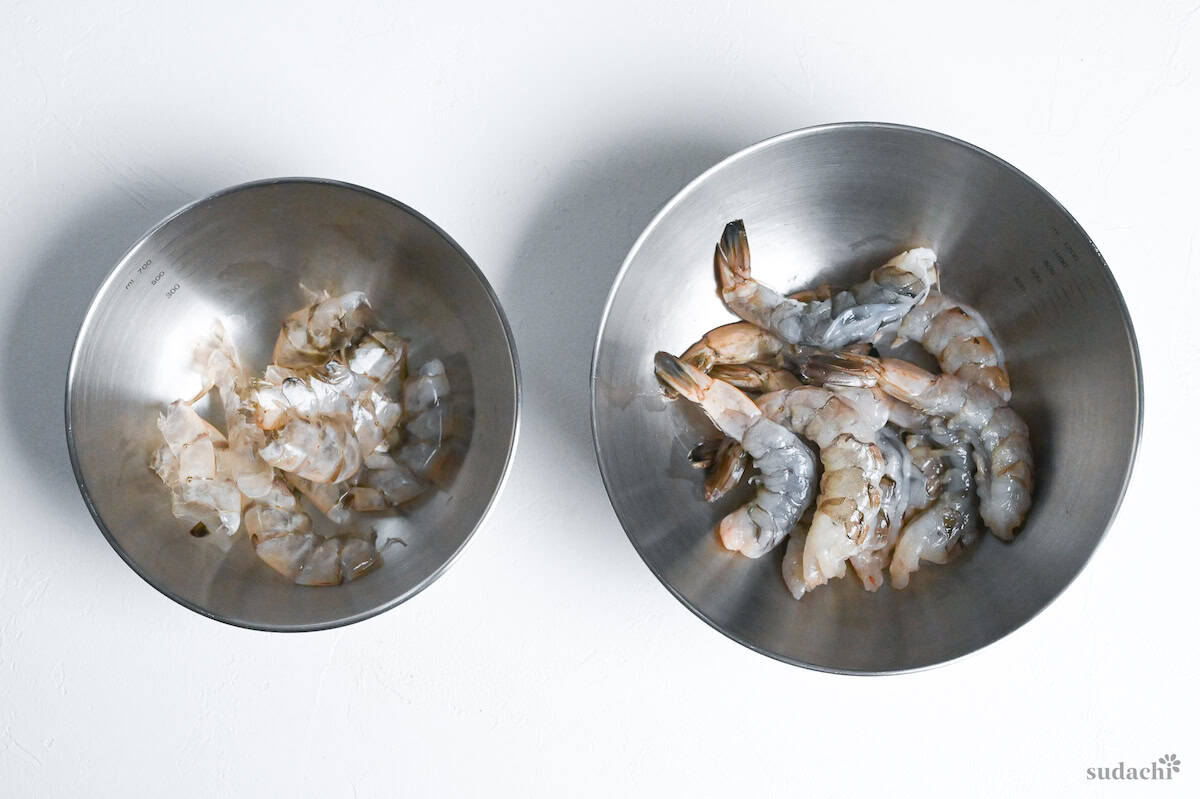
1,1,1196,795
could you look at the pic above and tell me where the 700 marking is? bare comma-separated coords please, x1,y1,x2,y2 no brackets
124,259,156,290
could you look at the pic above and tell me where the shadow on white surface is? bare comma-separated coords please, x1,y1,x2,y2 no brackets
497,132,741,528
2,190,183,522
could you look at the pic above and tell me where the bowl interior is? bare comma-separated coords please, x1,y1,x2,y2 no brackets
592,124,1140,672
68,179,518,630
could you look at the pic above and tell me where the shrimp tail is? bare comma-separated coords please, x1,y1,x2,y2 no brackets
714,219,750,293
704,439,746,502
709,362,772,392
654,351,709,401
790,349,883,388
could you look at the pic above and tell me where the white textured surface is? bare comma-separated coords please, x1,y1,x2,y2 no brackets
1,1,1196,795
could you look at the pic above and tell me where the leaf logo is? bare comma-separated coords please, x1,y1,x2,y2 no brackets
1158,753,1181,773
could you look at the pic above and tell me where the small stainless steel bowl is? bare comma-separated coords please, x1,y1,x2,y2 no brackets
67,178,519,631
592,123,1142,673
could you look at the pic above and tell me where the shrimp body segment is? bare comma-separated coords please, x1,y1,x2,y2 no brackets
897,290,1011,401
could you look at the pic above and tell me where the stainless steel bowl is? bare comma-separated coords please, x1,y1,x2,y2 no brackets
591,123,1142,673
67,178,519,631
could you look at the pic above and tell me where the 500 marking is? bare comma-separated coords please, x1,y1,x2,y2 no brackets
165,283,181,298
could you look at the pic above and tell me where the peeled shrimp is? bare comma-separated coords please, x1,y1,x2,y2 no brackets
654,352,817,558
896,290,1011,401
715,220,937,350
794,350,1032,540
890,429,980,589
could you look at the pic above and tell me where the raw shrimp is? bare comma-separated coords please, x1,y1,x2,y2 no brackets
890,429,980,589
755,385,890,596
694,363,799,500
895,290,1011,401
901,433,947,515
715,220,937,349
681,321,788,373
793,350,1032,540
847,428,911,591
654,352,817,558
244,477,377,586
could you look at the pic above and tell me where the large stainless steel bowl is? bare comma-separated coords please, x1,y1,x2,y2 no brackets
592,123,1142,673
67,178,519,631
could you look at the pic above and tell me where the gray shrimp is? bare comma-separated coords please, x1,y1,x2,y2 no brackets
654,352,818,558
715,219,937,350
890,427,980,589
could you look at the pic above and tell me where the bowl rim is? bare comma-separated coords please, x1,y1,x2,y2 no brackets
589,121,1144,675
65,176,522,632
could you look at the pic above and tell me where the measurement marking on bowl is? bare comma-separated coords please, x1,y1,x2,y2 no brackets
123,258,156,291
1010,232,1098,312
121,257,182,299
